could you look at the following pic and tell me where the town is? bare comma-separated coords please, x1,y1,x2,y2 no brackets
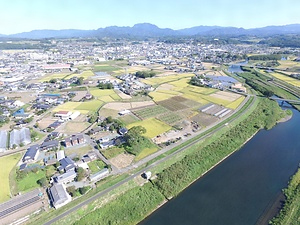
0,34,300,225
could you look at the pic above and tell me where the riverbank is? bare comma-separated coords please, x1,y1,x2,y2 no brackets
269,168,300,224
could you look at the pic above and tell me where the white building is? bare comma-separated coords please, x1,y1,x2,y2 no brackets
48,183,72,209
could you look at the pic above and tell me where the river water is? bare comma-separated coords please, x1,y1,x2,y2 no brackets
140,105,300,225
228,61,248,73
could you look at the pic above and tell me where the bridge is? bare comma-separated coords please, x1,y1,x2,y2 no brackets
269,97,300,105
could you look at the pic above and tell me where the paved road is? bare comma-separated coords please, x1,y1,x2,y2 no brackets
44,95,255,225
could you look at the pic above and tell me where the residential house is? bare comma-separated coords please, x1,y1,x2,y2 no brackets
58,157,76,172
40,140,59,151
23,145,40,163
89,168,109,182
48,183,72,209
52,170,77,184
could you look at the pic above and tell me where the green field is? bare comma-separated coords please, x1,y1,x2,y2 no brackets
127,118,172,138
88,160,107,173
0,154,21,203
94,65,122,73
65,70,95,79
133,105,168,119
135,147,158,162
143,74,193,86
75,100,104,114
53,102,82,113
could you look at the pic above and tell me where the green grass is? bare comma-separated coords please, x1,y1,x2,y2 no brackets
135,146,158,162
0,153,21,202
16,170,46,193
65,70,95,80
127,118,172,138
94,65,122,73
88,160,107,173
101,147,124,159
226,96,246,109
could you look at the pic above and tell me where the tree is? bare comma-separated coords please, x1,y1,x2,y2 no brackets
77,77,84,85
66,186,76,197
76,167,85,181
49,78,57,83
37,177,48,187
79,186,89,195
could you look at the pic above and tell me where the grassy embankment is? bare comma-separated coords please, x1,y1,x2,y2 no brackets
72,98,286,224
270,168,300,225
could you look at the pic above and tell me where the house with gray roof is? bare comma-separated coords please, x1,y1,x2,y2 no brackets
48,183,72,209
58,157,76,172
52,170,76,184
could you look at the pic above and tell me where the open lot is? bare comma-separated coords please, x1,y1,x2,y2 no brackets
0,154,21,203
63,121,90,133
88,160,107,173
110,153,134,169
191,112,219,127
127,118,172,138
210,90,241,102
65,145,93,158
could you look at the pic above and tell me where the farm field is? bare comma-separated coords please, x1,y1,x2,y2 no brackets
94,65,122,73
101,147,124,159
127,118,172,138
0,153,21,203
65,70,95,79
53,100,103,114
276,60,300,69
226,96,246,109
143,74,193,86
52,102,82,113
119,114,140,125
158,96,192,111
270,72,300,87
149,91,178,102
39,73,71,82
132,105,168,119
157,112,183,125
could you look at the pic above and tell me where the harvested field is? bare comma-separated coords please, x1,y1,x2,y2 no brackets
191,113,218,127
127,118,172,138
156,83,174,90
132,105,168,119
72,91,87,101
104,102,132,111
130,101,155,109
65,145,93,158
98,108,119,118
37,117,56,130
210,91,241,102
63,121,90,133
110,153,134,169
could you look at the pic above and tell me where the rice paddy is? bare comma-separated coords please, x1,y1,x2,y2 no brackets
270,72,300,87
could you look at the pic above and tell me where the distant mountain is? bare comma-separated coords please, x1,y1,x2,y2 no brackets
9,29,92,39
178,25,221,35
2,23,300,39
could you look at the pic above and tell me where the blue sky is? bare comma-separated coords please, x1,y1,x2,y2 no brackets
1,0,299,34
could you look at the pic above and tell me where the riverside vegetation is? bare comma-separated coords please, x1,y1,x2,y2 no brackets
270,168,300,225
72,98,288,225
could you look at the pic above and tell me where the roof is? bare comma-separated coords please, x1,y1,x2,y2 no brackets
49,183,71,208
59,157,75,171
56,111,70,115
41,140,59,149
23,145,39,161
56,150,65,161
53,170,76,183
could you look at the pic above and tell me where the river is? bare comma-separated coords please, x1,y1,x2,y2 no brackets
140,105,300,225
228,61,248,73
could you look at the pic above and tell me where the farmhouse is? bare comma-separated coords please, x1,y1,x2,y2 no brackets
40,140,59,151
52,170,77,184
118,127,128,135
58,157,76,172
48,183,72,209
23,145,40,163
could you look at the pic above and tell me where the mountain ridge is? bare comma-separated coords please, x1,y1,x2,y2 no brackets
1,23,300,39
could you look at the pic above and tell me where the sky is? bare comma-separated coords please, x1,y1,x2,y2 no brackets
0,0,299,34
